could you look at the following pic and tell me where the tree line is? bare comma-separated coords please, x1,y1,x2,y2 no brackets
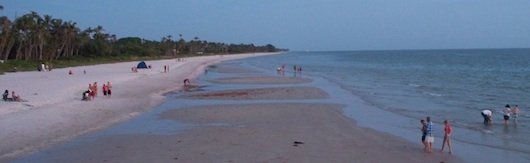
0,11,284,62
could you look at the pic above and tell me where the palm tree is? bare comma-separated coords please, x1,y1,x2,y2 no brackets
93,25,104,40
0,16,16,60
188,36,200,54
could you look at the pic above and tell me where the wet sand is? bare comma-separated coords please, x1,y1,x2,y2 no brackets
18,73,463,162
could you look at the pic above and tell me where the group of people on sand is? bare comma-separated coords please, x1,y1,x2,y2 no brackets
83,81,112,101
420,116,453,154
481,104,520,125
37,62,52,72
68,69,88,75
3,90,22,102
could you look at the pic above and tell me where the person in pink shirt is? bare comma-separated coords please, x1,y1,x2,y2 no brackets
512,105,520,123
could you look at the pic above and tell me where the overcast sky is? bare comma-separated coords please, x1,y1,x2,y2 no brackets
2,0,530,51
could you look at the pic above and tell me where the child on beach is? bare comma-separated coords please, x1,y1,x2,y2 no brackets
3,90,8,101
183,79,191,87
441,120,453,154
426,116,434,153
513,105,520,122
11,91,20,101
420,119,428,151
82,89,91,101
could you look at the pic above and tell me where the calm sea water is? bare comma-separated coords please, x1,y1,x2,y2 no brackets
234,49,530,162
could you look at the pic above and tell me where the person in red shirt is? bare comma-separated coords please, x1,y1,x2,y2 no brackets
106,81,112,97
102,84,108,96
441,120,453,154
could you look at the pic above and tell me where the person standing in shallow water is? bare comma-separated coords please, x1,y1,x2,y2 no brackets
441,120,453,154
481,109,492,125
426,116,434,153
503,104,511,125
512,105,520,123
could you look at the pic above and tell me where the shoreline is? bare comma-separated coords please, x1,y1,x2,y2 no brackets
14,60,462,162
0,52,280,161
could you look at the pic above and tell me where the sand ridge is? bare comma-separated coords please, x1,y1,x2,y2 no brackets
210,76,312,84
180,86,328,100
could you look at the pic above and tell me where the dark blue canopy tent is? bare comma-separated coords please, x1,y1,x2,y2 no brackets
137,61,148,69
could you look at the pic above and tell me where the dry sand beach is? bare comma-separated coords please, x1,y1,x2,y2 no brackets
0,53,277,162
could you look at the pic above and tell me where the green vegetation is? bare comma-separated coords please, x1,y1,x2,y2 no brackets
0,11,286,74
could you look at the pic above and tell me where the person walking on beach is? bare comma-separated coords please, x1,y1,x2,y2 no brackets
426,116,434,153
441,120,453,154
420,119,428,151
481,109,493,125
503,104,511,125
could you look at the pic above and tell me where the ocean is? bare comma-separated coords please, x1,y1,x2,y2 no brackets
230,49,530,162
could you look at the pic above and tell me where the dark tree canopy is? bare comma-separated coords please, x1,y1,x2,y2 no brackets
0,11,284,62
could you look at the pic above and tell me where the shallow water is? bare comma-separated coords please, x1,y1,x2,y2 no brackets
234,49,530,162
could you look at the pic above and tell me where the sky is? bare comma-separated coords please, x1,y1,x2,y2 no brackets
2,0,530,51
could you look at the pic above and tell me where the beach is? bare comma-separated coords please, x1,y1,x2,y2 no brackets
11,59,461,162
0,53,276,161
